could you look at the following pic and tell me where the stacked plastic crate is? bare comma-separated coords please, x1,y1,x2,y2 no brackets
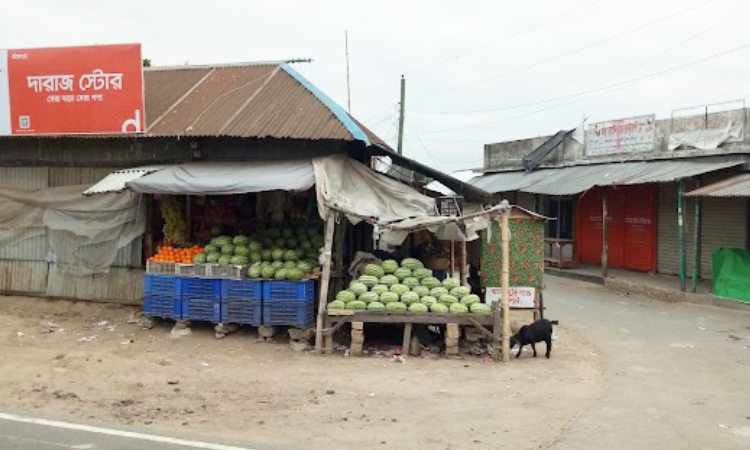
221,279,263,326
262,280,315,327
143,275,186,320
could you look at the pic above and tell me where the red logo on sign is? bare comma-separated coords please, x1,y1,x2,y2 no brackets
5,44,144,135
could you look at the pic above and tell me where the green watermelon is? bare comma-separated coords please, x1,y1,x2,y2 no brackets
371,284,389,296
358,275,379,289
206,252,220,263
265,228,281,239
272,249,285,261
250,252,262,263
386,302,408,312
379,275,399,286
359,292,379,303
400,257,424,270
421,277,441,289
430,287,449,298
248,265,262,278
271,261,284,269
328,300,346,310
431,303,449,313
275,269,288,280
346,300,367,310
380,292,399,304
420,296,438,307
364,264,385,278
261,250,273,261
381,260,399,274
248,241,263,252
233,235,249,246
203,244,219,254
218,255,231,266
284,250,300,262
400,291,419,305
451,286,471,298
449,303,469,314
284,261,297,269
261,266,276,279
460,294,481,306
409,303,429,313
394,267,412,281
412,286,430,298
193,253,208,264
470,303,491,314
442,277,461,290
221,244,236,255
234,246,251,257
336,290,356,303
230,255,249,265
281,229,294,239
390,284,409,297
296,261,313,273
367,301,386,311
286,268,304,281
413,268,433,280
402,277,420,290
438,294,458,305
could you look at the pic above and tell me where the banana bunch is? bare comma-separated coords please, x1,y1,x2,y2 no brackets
161,196,188,245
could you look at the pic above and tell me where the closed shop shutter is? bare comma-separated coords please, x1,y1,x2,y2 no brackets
657,182,695,276
577,185,657,271
576,188,604,264
623,184,657,272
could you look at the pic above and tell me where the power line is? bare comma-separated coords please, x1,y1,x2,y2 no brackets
351,0,608,103
405,119,485,166
409,0,718,103
403,0,609,76
407,1,749,116
418,41,750,136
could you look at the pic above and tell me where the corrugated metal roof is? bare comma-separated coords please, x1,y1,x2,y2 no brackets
142,62,388,146
470,156,748,195
684,173,750,197
82,166,165,195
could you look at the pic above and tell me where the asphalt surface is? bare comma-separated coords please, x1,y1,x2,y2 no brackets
545,276,750,450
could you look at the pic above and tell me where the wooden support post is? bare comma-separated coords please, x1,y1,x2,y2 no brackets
445,323,460,356
459,241,468,286
332,218,347,296
601,190,609,279
450,240,455,278
468,318,497,342
402,323,413,354
350,321,364,357
314,210,337,354
500,208,511,363
678,181,686,292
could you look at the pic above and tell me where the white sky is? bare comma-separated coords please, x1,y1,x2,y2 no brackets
3,0,749,172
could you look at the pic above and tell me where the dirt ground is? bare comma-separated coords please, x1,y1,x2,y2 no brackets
0,296,604,450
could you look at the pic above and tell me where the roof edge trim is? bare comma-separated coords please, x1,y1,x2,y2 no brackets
280,63,371,146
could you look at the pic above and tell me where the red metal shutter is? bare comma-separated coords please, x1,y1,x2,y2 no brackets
623,184,657,272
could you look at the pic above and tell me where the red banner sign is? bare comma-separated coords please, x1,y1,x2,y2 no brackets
0,44,144,136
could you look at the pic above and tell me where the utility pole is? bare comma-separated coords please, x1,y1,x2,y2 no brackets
345,31,352,114
397,75,406,155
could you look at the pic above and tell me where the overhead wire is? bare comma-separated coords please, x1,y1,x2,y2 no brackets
351,0,609,103
407,1,749,116
408,0,718,103
416,41,750,136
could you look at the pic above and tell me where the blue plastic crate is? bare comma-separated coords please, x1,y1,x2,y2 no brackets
144,296,185,320
263,280,315,302
221,298,263,326
144,275,182,299
182,278,222,301
221,279,263,301
263,298,315,327
184,297,222,323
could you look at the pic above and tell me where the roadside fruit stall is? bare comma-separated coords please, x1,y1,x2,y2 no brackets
317,203,522,361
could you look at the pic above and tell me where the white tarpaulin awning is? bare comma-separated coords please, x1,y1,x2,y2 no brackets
313,155,436,223
87,155,437,223
127,160,316,195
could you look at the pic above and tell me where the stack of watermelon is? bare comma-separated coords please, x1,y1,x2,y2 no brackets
191,226,324,281
327,258,491,315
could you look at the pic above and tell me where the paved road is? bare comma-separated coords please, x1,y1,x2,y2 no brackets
545,276,750,450
0,410,283,450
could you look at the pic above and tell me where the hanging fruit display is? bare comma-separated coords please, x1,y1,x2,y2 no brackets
161,196,188,246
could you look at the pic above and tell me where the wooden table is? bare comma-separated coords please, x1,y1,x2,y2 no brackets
544,238,577,269
324,311,497,356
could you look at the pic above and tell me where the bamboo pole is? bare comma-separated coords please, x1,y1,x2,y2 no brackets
501,207,511,363
459,241,468,285
678,181,686,292
314,210,337,354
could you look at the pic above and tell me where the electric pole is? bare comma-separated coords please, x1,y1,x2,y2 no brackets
345,31,352,114
397,75,405,155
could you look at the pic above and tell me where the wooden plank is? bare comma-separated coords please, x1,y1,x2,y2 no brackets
323,316,351,337
468,317,498,342
314,210,336,354
324,315,334,354
328,310,355,316
326,312,494,326
401,323,413,353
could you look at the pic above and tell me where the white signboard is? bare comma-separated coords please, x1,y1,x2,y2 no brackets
587,114,655,156
485,286,536,309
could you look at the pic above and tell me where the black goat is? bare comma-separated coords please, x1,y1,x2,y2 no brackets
509,319,559,359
